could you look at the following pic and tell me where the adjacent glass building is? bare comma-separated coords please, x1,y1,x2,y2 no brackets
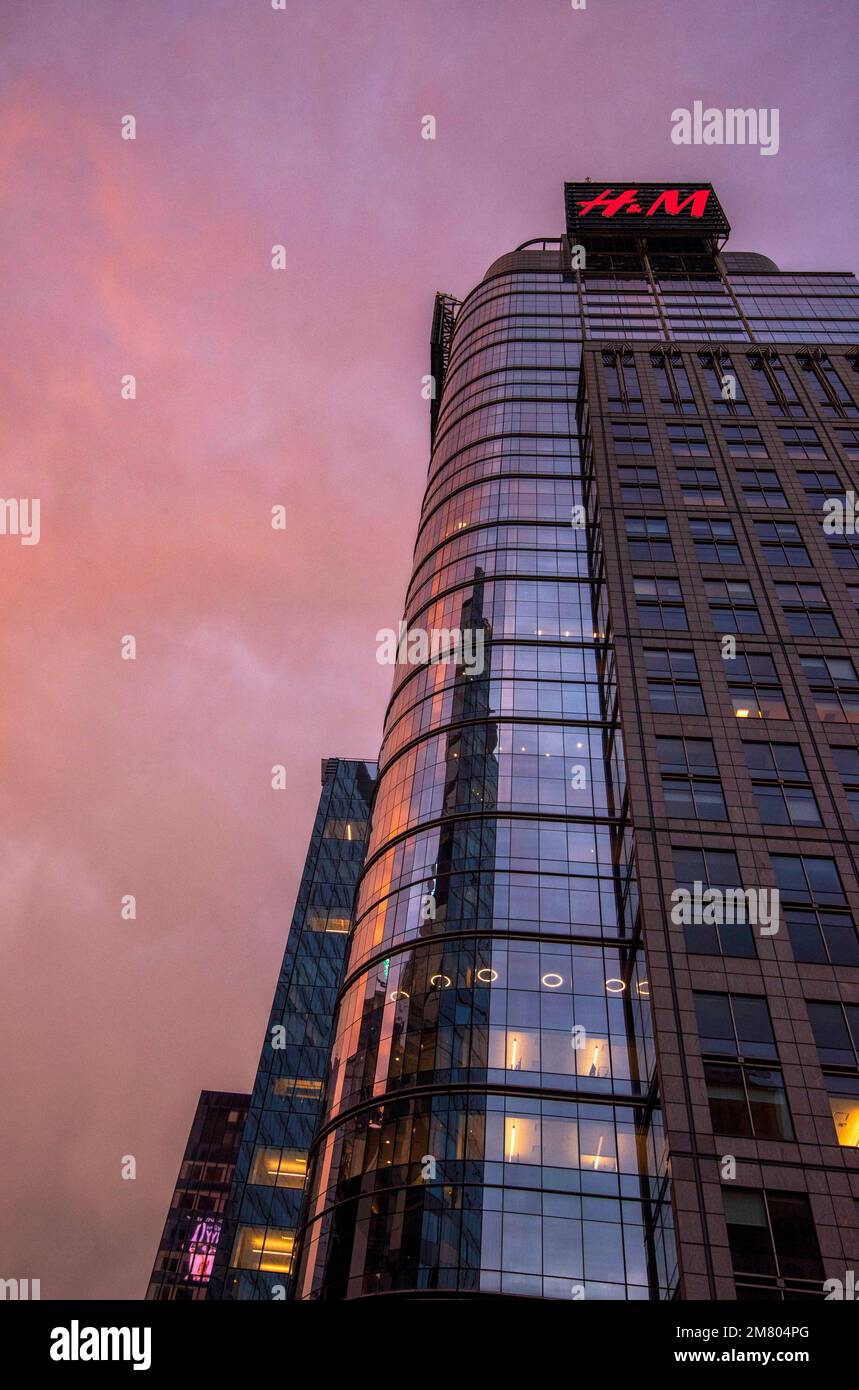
292,183,859,1300
206,756,376,1299
145,1089,249,1300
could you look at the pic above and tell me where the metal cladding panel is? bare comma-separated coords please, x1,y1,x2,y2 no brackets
565,182,730,239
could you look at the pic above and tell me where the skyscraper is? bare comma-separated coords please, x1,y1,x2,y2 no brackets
145,1090,249,1300
206,756,376,1299
290,183,859,1300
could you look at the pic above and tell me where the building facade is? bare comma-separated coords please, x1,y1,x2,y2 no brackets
292,184,859,1300
145,1089,249,1300
206,756,376,1299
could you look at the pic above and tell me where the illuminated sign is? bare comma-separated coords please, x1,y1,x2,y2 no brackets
185,1215,222,1284
564,182,730,240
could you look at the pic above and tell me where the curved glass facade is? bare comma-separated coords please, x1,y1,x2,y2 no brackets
294,257,676,1300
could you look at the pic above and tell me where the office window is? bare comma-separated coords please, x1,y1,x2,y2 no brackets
644,648,705,715
657,736,727,820
827,536,859,568
771,852,846,905
673,846,755,958
823,1076,859,1149
677,465,723,505
797,353,858,419
744,742,821,827
693,992,778,1060
634,576,687,629
754,520,811,568
248,1147,308,1190
690,517,741,564
703,1062,793,1141
771,853,857,966
307,908,352,933
706,578,762,633
625,515,674,561
736,467,787,508
775,581,839,637
832,746,859,825
618,464,661,504
806,1000,859,1148
800,654,859,724
785,905,858,966
723,1189,824,1295
698,350,751,415
796,467,842,509
651,349,698,414
777,425,826,459
807,1000,859,1068
612,421,652,455
230,1225,295,1274
602,348,644,413
273,1076,323,1102
835,427,859,461
323,818,367,841
749,351,806,418
725,652,788,720
722,423,767,458
667,421,710,456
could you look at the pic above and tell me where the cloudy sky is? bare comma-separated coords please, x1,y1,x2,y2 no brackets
0,0,856,1299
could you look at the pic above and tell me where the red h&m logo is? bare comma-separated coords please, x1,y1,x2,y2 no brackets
576,187,712,219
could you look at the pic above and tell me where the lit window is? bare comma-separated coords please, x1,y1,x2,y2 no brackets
306,908,351,932
249,1146,308,1189
274,1076,323,1100
230,1225,295,1274
825,1078,859,1148
725,652,788,720
503,1114,541,1165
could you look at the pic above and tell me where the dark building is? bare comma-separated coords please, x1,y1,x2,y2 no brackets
290,183,859,1300
145,1089,249,1300
206,756,376,1299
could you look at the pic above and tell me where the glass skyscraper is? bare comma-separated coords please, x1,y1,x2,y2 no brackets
160,181,859,1302
291,183,859,1300
205,756,376,1299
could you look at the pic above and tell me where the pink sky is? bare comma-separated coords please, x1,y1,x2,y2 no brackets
0,0,856,1300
